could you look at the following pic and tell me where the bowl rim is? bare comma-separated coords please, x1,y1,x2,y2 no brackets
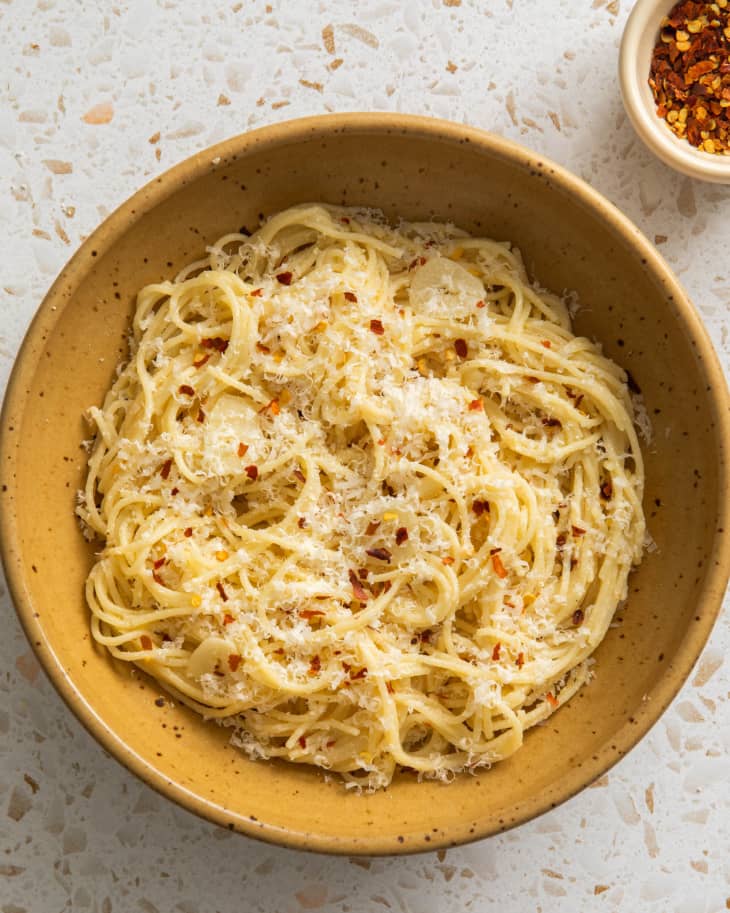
619,0,730,182
1,112,730,855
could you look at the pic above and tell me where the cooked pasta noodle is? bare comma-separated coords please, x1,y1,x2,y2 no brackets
78,204,646,790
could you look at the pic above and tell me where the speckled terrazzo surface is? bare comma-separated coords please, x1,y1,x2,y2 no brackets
1,1,729,910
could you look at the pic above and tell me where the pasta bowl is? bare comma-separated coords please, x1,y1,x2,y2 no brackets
1,113,729,854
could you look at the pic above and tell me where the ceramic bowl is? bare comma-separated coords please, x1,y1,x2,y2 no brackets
619,0,730,182
1,114,729,855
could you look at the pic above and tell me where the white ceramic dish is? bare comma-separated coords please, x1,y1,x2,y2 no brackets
619,0,730,183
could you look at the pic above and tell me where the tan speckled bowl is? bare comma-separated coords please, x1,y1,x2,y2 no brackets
1,114,729,855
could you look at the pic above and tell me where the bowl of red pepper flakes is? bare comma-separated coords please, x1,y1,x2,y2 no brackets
620,0,730,181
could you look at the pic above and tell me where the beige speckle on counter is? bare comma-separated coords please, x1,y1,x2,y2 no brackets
693,648,723,687
42,160,73,174
81,102,114,125
14,651,40,684
0,2,728,912
322,24,335,54
339,23,379,49
7,786,32,822
295,885,329,909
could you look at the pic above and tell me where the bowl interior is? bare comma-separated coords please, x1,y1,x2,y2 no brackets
2,116,729,854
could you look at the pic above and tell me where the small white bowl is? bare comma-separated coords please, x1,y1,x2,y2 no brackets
619,0,730,183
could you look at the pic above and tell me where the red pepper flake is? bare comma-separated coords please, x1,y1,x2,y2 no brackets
442,556,455,566
344,291,357,302
516,651,525,669
350,667,367,680
572,609,585,626
276,271,293,285
196,409,206,423
245,465,258,481
153,557,166,570
178,384,195,396
256,342,271,354
340,216,350,224
542,417,561,428
160,459,172,480
687,59,716,83
527,376,540,384
140,635,153,650
489,547,502,554
201,336,229,353
475,299,486,309
465,445,474,458
366,520,381,536
556,533,567,549
468,399,483,412
358,567,369,580
297,517,307,529
171,487,179,496
369,319,385,336
193,353,210,369
184,527,193,537
546,692,559,709
308,655,321,675
395,527,409,546
491,552,508,578
348,569,370,601
228,654,242,672
216,581,229,602
542,340,552,348
366,547,392,563
258,398,280,415
250,287,263,297
571,525,586,537
454,338,468,358
299,609,325,620
237,442,249,458
409,256,427,270
649,3,730,155
600,480,613,500
386,681,395,694
298,735,307,749
293,469,306,483
472,499,490,516
223,613,235,625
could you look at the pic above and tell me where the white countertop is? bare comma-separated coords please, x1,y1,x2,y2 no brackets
1,1,729,910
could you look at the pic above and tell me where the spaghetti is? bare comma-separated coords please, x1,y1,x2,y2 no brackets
78,204,646,790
